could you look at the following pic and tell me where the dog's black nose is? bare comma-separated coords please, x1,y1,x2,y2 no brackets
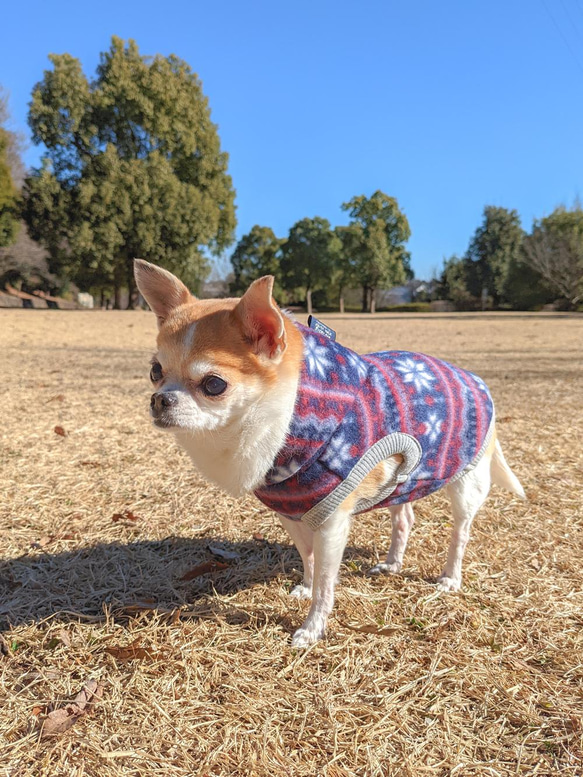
150,392,178,414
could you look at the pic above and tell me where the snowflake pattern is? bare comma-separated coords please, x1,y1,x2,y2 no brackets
267,459,303,485
320,433,354,471
424,412,442,443
304,335,334,379
394,357,436,392
343,350,369,381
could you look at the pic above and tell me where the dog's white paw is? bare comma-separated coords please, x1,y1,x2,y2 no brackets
291,624,325,648
368,560,402,576
289,584,312,599
436,575,461,593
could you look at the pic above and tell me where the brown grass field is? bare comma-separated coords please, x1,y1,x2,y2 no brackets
1,308,582,776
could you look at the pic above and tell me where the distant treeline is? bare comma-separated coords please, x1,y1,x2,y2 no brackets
230,191,412,315
229,202,583,313
0,38,581,311
435,204,583,311
231,202,583,311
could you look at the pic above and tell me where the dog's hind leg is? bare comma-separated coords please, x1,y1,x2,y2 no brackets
291,508,351,648
369,502,415,576
279,516,314,599
437,452,491,592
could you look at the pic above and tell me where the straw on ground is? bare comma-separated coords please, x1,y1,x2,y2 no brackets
1,309,582,776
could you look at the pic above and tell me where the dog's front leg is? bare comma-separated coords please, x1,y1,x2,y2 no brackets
291,508,351,648
279,516,314,599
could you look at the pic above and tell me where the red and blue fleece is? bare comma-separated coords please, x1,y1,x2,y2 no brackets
254,322,494,529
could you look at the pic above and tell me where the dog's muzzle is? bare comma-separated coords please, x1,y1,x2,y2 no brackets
150,391,179,425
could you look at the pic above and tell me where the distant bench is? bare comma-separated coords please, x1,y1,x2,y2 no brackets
1,286,78,310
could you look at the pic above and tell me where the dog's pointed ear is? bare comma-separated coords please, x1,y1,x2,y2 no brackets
134,259,193,327
234,276,287,360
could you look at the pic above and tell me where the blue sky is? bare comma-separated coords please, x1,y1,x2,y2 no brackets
1,0,582,279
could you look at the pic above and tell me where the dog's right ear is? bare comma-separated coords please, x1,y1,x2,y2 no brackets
134,259,193,327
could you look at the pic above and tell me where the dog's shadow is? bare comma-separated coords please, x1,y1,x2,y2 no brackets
0,536,375,632
0,536,303,631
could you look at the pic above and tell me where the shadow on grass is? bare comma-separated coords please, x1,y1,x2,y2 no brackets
0,536,373,631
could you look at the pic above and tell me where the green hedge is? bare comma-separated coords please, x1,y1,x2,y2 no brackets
376,302,432,313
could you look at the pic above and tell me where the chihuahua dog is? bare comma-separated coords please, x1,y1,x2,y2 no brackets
134,259,525,648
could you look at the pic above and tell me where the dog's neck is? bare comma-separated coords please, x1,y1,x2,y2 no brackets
174,369,300,498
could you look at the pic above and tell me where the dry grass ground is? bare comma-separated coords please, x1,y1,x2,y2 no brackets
1,308,582,777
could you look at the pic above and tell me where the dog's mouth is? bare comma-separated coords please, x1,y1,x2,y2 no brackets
152,416,178,429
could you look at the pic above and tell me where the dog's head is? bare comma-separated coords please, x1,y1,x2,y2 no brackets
134,259,301,436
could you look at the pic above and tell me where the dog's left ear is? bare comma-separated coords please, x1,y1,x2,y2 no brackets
134,259,193,327
234,276,287,360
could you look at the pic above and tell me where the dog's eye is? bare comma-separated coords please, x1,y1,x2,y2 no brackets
150,362,163,383
201,375,227,396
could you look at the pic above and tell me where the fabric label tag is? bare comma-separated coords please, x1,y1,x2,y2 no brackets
307,315,336,341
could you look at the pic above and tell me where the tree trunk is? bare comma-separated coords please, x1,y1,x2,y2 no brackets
306,288,313,315
339,291,345,314
126,256,139,310
100,289,105,309
113,261,124,309
361,286,369,313
370,289,376,314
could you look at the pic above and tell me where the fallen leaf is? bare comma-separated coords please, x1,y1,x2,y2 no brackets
79,460,102,468
54,426,67,437
104,637,156,661
58,629,72,648
252,532,264,541
31,533,78,549
46,394,65,403
339,621,399,636
41,679,103,738
180,560,229,581
208,543,240,561
32,706,44,717
111,510,139,523
499,416,513,423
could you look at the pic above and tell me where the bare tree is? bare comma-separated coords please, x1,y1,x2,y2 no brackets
522,229,583,306
0,222,51,287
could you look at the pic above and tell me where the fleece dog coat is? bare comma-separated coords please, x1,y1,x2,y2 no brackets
254,323,495,529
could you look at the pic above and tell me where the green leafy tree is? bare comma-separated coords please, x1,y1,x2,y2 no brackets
334,225,360,313
502,254,554,310
521,204,583,308
23,37,236,307
341,191,411,312
0,87,26,189
0,91,19,248
0,130,17,247
230,225,283,296
465,206,524,306
280,216,342,314
437,255,478,309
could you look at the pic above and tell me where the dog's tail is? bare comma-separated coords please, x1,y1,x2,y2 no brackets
490,437,526,499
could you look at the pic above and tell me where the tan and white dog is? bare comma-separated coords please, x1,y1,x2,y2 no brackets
134,259,525,648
